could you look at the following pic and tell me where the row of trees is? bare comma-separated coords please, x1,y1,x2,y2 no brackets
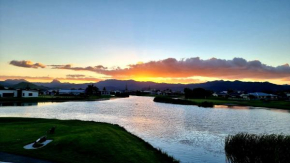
184,88,212,99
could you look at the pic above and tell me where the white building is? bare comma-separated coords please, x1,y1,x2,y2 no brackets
21,90,39,98
58,89,85,95
0,89,39,98
248,92,277,99
240,94,250,99
0,90,18,97
100,90,110,96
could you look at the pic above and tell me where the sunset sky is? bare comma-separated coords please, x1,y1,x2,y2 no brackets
0,0,290,84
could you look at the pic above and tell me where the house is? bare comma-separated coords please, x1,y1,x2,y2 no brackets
286,93,290,100
213,92,228,98
45,90,57,96
58,89,85,95
100,90,110,96
0,89,39,98
0,89,18,97
21,90,39,98
248,92,278,99
228,93,242,98
240,94,250,99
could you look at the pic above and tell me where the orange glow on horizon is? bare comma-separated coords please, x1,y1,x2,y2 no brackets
0,75,289,85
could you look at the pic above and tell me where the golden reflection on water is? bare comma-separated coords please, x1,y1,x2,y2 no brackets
37,102,57,106
214,105,250,110
214,105,290,113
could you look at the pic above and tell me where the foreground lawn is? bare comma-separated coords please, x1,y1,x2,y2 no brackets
0,118,178,163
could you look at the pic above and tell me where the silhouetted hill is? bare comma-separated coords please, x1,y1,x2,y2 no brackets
12,82,49,90
0,79,29,87
1,79,289,92
184,80,290,92
93,80,290,92
95,80,158,91
33,80,91,89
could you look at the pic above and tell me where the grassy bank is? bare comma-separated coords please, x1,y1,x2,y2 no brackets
225,133,290,163
0,118,178,163
153,96,214,107
154,96,290,110
188,98,290,110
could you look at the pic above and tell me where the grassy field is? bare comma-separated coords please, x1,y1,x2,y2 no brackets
0,118,178,163
188,98,290,110
225,133,290,163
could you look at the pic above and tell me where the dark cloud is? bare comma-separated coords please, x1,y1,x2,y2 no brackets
0,75,103,82
50,64,107,71
66,74,86,78
10,60,46,68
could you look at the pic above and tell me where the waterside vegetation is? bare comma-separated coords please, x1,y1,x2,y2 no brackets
153,96,214,108
225,133,290,163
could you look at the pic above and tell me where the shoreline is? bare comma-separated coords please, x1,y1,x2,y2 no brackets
153,96,290,110
0,96,123,105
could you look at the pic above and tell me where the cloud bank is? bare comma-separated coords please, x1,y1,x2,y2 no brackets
10,60,46,68
50,57,290,80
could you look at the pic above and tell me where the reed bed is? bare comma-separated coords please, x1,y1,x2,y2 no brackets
225,133,290,163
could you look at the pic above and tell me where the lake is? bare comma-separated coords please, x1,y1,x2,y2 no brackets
1,96,290,163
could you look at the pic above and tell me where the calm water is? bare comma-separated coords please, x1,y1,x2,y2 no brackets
1,96,290,163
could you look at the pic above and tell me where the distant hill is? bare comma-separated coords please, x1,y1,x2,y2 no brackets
1,79,290,92
93,80,290,92
0,79,29,87
12,82,49,90
34,80,91,89
184,80,290,92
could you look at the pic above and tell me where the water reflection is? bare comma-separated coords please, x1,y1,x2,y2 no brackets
0,102,38,107
0,96,290,163
214,105,251,110
0,102,57,107
215,104,290,113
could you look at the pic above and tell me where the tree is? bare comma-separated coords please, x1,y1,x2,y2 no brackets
103,87,106,91
184,88,192,98
85,84,99,95
184,88,212,99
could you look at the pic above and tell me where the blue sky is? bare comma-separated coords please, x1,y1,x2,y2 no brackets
0,0,290,83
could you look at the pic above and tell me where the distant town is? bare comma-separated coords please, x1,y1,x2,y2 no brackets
1,79,290,102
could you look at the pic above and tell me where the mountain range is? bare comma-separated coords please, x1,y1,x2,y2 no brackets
0,79,290,93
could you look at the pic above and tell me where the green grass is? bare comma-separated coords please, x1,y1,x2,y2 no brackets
154,96,214,108
0,118,178,163
188,98,290,110
225,133,290,163
153,96,290,110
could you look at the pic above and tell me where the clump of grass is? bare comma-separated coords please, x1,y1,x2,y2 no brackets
225,133,290,163
154,96,214,108
197,101,214,107
154,96,197,105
